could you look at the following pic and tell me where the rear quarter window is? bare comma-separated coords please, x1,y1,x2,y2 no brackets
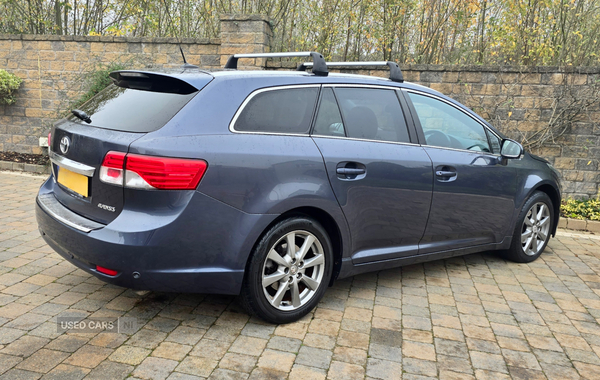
233,87,319,134
68,85,197,133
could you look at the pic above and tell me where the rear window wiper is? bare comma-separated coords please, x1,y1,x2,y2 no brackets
72,109,92,124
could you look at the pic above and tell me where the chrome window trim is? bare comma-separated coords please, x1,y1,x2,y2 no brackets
311,134,420,147
229,84,321,135
421,144,501,157
49,151,96,177
322,83,401,90
404,89,502,156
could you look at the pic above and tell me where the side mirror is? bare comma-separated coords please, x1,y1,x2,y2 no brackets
501,139,523,159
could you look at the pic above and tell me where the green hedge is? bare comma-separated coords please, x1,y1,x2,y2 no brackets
0,69,22,105
561,198,600,221
71,62,129,109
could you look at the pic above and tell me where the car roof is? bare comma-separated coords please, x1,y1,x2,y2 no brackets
129,67,439,95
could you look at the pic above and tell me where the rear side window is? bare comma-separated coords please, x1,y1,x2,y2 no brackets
68,85,197,133
334,88,411,143
234,87,319,134
313,88,345,137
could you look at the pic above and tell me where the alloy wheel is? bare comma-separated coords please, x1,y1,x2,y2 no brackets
261,230,325,311
521,202,551,256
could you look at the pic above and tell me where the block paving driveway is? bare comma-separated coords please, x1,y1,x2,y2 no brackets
1,171,600,380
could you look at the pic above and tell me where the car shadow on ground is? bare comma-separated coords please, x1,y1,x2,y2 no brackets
122,250,507,327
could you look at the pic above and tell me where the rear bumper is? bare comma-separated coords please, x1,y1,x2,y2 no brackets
36,179,277,294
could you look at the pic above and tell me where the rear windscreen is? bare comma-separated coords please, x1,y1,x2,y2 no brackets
68,84,197,132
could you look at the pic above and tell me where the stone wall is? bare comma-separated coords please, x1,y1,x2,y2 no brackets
0,15,598,198
0,14,269,155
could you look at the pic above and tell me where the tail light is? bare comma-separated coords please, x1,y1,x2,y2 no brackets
99,152,126,186
99,151,207,190
48,131,52,148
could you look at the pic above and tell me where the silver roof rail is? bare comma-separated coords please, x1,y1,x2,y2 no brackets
224,51,328,76
298,61,403,83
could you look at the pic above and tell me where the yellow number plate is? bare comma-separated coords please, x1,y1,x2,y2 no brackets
57,167,89,197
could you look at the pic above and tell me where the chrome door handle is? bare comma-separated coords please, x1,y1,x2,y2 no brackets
435,170,456,177
336,168,366,175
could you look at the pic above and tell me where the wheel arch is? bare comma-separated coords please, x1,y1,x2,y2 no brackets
531,183,561,237
245,206,345,286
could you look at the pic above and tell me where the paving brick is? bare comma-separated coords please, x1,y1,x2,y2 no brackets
368,358,403,380
132,357,178,380
295,346,332,369
288,364,325,380
189,338,230,358
332,346,367,366
152,342,192,361
40,364,89,380
228,335,267,356
175,356,218,377
0,352,22,374
337,330,369,350
108,345,150,365
218,352,257,373
0,336,49,357
403,340,436,361
15,348,69,373
256,349,296,372
63,345,113,368
84,361,133,380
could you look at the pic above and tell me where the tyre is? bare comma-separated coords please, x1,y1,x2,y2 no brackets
239,217,333,324
503,191,554,263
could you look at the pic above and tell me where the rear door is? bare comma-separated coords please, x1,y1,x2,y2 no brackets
312,86,433,263
49,72,208,224
404,90,517,253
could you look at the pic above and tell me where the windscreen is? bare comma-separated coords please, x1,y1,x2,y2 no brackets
67,84,197,133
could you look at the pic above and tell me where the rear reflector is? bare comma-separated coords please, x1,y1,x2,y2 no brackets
99,151,207,190
96,265,118,276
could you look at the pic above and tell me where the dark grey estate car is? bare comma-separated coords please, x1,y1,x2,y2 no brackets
36,52,561,323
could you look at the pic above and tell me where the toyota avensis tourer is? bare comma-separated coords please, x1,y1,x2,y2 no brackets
36,52,561,323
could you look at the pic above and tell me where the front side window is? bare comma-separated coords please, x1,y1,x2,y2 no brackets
333,88,411,143
234,87,319,134
486,128,502,154
408,92,491,152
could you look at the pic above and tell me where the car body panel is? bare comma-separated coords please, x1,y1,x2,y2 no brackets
37,177,278,294
312,136,433,262
49,119,144,224
418,146,517,253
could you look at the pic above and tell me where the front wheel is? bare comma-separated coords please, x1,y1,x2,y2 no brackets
239,217,333,324
503,191,554,263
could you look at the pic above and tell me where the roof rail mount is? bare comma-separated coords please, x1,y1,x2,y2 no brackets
298,61,404,83
224,52,328,76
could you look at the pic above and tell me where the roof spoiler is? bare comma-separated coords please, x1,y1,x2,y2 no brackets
298,61,403,83
224,52,328,77
109,71,199,94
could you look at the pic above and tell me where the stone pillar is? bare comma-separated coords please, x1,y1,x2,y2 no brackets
219,14,272,69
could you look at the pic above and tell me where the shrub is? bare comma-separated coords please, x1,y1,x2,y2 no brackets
561,198,600,221
0,69,22,105
71,62,129,109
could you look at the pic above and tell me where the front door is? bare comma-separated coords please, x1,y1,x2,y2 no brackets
312,86,433,263
405,91,517,254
